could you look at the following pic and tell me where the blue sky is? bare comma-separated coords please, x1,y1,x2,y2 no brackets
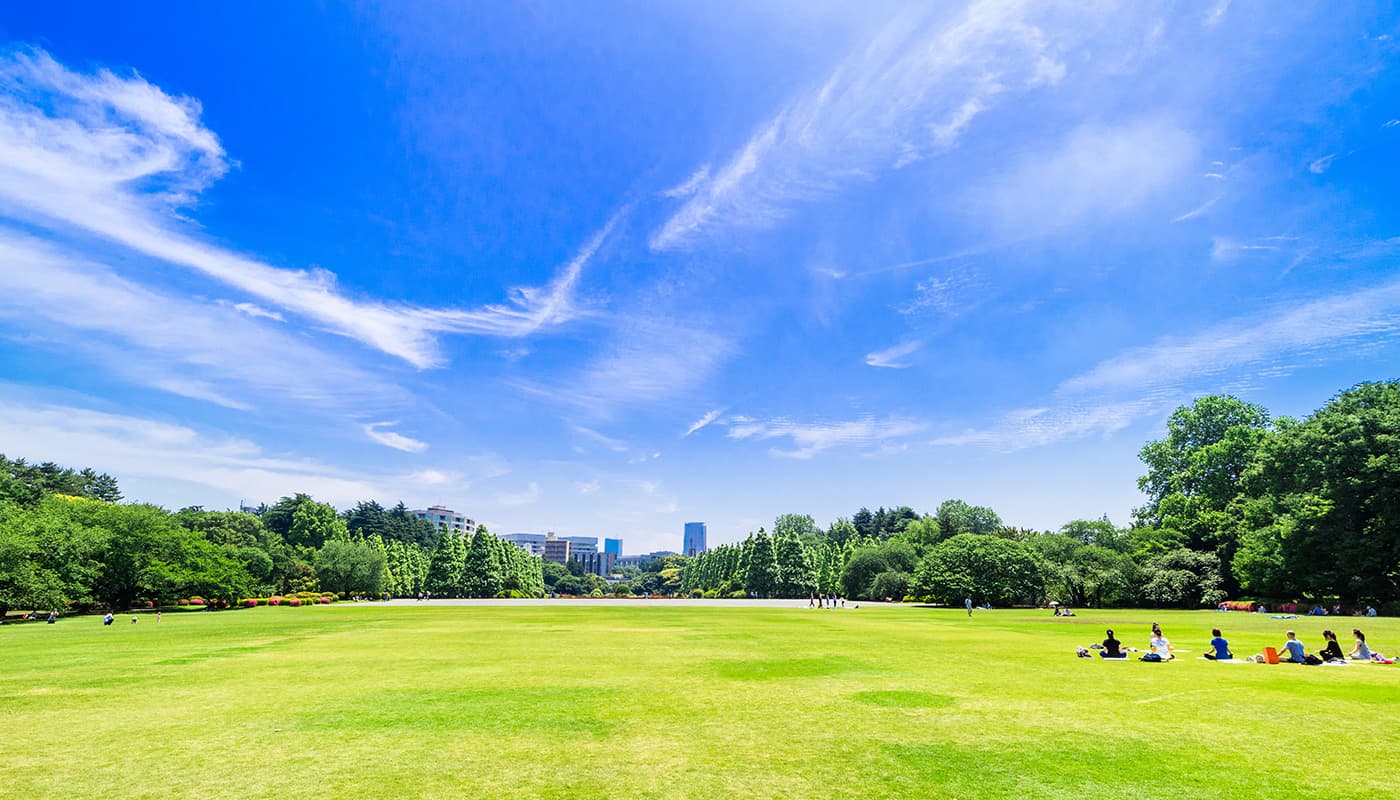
1,2,1398,554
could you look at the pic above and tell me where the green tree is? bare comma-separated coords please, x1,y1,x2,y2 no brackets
912,534,1042,606
287,501,348,549
742,530,778,597
1235,382,1400,602
1135,395,1271,592
934,499,1003,537
314,539,386,596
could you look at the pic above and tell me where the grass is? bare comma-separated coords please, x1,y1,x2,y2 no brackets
3,603,1398,799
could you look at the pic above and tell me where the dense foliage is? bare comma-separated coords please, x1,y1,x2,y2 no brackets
0,472,545,614
3,381,1397,615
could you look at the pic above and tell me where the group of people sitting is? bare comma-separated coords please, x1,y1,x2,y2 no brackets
1270,629,1385,664
1079,624,1386,664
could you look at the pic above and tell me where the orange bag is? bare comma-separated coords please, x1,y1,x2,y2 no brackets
1263,646,1279,665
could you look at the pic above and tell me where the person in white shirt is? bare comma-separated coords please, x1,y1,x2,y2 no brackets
1150,632,1174,660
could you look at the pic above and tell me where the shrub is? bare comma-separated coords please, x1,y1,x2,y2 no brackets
256,598,268,606
177,599,188,606
243,599,257,608
269,596,283,606
728,590,749,599
145,601,155,608
288,598,303,607
689,589,704,598
319,596,332,604
190,598,205,606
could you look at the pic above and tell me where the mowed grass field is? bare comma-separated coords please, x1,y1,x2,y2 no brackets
4,603,1399,799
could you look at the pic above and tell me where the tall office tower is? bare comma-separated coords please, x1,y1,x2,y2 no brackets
604,538,622,557
683,522,707,557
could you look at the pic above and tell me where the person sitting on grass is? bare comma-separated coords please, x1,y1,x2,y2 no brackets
1278,631,1307,663
1205,628,1233,660
1350,629,1371,660
1150,629,1174,660
1100,629,1126,659
1316,630,1345,663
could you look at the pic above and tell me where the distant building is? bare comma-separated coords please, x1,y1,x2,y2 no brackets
562,536,598,555
604,538,622,557
683,522,708,556
543,532,571,564
412,505,478,535
617,550,680,569
573,551,617,576
500,532,547,556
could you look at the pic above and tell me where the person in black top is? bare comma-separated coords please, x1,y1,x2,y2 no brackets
1316,630,1346,662
1100,629,1126,659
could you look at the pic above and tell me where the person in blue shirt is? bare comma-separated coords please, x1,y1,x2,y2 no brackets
1204,628,1233,660
1279,631,1307,663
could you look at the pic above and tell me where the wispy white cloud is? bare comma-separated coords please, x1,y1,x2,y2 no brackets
0,230,401,413
0,48,618,369
899,268,983,316
228,302,284,322
650,1,1091,251
864,339,925,369
1308,153,1337,174
929,276,1400,451
0,394,469,508
1061,277,1400,396
967,117,1198,236
683,407,726,437
527,318,735,417
572,425,630,453
1384,119,1400,128
1172,196,1219,223
575,479,601,496
363,422,429,453
726,415,927,459
1210,236,1280,262
660,164,711,198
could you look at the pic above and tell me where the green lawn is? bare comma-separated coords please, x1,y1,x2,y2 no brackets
4,603,1398,799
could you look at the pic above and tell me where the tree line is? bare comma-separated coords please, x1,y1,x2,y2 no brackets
683,382,1400,610
0,481,544,615
2,381,1396,615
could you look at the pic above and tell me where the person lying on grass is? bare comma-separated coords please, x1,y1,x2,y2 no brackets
1204,629,1233,661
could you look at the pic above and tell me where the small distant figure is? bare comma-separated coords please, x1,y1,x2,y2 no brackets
1365,605,1377,617
155,611,162,623
808,593,815,608
1350,629,1371,660
965,598,973,617
130,616,138,624
1061,607,1075,617
103,612,114,626
47,610,58,624
840,597,846,608
1205,628,1233,660
1278,630,1307,663
1100,629,1126,659
1316,630,1345,663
